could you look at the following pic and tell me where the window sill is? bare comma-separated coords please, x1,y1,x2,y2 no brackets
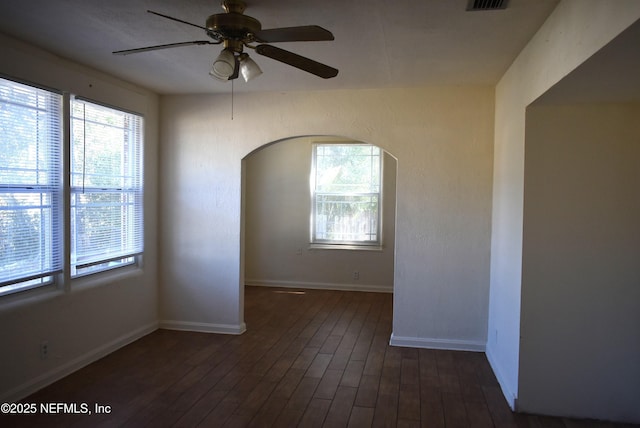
71,261,144,292
309,243,384,252
0,283,64,312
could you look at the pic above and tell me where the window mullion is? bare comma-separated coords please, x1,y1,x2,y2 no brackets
62,91,72,289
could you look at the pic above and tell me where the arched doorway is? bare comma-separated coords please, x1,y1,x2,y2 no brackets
240,135,397,320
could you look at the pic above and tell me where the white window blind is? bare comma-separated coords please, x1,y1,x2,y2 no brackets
0,78,63,294
70,99,143,276
312,144,381,245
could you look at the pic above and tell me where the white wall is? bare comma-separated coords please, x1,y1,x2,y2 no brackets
244,136,396,293
519,103,640,423
159,85,494,350
0,34,160,401
487,0,640,409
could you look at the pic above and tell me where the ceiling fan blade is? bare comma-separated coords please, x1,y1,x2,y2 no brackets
255,44,338,79
253,25,334,43
147,10,209,31
113,40,218,55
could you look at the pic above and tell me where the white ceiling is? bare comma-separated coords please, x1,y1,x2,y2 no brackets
0,0,560,94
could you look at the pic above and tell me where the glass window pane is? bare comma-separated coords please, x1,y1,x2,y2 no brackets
312,144,382,245
70,100,143,277
315,194,379,242
315,145,380,193
0,77,62,295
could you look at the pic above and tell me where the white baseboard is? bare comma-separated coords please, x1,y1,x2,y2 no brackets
1,321,158,404
389,333,486,352
159,320,247,335
245,279,393,293
485,344,517,410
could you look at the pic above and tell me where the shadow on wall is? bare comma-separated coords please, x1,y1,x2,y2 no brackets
241,135,397,294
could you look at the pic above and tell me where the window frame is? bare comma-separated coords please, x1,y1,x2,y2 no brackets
310,142,383,249
0,75,145,298
69,98,144,278
0,77,64,296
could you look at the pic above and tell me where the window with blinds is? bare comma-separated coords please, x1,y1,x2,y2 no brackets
0,78,63,295
70,99,143,277
311,143,382,246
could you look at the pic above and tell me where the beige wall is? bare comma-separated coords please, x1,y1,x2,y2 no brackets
244,136,396,292
520,103,640,422
0,34,160,402
487,0,640,410
159,85,495,349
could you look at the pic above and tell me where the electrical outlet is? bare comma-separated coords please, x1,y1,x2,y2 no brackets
353,271,359,280
40,341,49,360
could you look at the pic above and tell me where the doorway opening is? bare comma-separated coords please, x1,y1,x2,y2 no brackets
240,135,397,323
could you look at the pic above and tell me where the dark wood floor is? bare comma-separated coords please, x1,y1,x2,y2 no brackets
3,286,637,427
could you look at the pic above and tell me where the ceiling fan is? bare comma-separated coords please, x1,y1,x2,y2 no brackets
113,0,339,82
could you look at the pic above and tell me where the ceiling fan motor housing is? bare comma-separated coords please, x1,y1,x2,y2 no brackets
206,13,261,48
207,0,261,50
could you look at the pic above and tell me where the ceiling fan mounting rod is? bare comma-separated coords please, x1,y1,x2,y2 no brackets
222,0,246,14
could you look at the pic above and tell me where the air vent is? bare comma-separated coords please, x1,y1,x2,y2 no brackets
467,0,508,11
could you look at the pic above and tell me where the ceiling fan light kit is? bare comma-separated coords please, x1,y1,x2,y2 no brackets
211,48,236,79
113,0,338,83
238,53,262,82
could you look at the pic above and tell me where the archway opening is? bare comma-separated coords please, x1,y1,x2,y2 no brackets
240,135,397,326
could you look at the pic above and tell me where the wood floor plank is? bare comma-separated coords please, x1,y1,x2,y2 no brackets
350,300,381,362
273,376,321,427
173,388,227,427
232,377,279,417
341,360,365,388
306,293,348,349
299,398,332,428
271,367,306,399
372,364,401,427
482,385,520,428
327,344,354,371
354,374,380,408
246,394,289,428
322,386,358,428
401,354,420,386
382,344,402,370
442,391,469,428
465,400,495,428
348,406,375,428
350,329,375,362
397,419,422,428
418,348,439,379
372,389,399,428
319,334,343,354
420,385,446,428
314,369,344,400
305,353,334,379
398,382,421,422
291,346,321,371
